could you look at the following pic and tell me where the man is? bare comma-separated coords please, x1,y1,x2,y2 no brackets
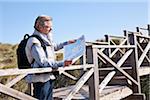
25,15,74,100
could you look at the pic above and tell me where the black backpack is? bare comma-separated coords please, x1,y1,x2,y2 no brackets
17,34,46,69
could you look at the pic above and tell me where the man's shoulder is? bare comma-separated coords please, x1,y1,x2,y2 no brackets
30,37,41,44
27,37,41,46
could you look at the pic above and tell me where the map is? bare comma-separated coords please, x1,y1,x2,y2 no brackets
64,35,85,63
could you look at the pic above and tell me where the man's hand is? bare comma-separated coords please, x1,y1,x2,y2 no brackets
64,60,72,67
68,39,76,44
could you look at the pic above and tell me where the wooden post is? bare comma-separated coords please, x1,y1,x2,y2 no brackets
147,24,150,36
128,33,141,93
87,46,99,100
148,24,150,67
122,93,146,100
130,48,141,93
136,27,140,32
124,30,129,45
86,46,94,64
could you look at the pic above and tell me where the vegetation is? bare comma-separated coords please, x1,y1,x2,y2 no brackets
140,75,150,100
0,43,29,100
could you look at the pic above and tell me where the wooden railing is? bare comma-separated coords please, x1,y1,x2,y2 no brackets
0,25,149,100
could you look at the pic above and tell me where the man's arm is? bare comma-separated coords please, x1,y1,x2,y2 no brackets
54,40,76,51
31,44,64,68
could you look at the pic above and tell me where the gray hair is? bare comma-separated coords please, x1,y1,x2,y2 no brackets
34,15,52,30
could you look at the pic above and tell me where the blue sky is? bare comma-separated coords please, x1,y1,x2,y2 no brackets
0,0,149,44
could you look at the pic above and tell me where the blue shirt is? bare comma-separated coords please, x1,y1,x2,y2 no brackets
25,30,67,83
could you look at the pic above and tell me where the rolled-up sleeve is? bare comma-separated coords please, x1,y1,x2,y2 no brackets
54,41,69,51
31,44,64,68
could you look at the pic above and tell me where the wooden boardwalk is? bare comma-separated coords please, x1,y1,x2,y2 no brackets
53,85,133,100
53,67,150,100
53,24,150,100
0,24,149,100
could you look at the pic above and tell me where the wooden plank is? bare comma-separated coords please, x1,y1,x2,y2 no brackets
98,49,133,91
87,45,99,100
138,67,150,76
99,71,116,92
86,46,94,64
60,71,77,80
107,35,126,39
98,49,133,71
122,93,145,100
59,64,94,71
64,68,94,100
117,49,133,67
0,65,94,77
86,41,109,45
53,86,75,98
110,38,127,58
99,69,132,77
88,74,95,100
98,55,106,64
6,74,27,87
91,48,100,100
134,33,150,39
98,50,139,85
137,42,150,63
0,68,53,76
100,86,132,100
138,42,150,67
93,45,135,49
0,83,37,100
102,79,128,85
53,85,132,100
129,34,141,93
99,67,132,71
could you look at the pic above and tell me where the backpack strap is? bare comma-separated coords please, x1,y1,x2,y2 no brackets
24,34,30,40
31,35,46,51
29,35,48,65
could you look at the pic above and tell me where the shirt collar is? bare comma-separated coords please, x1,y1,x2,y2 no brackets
33,29,52,44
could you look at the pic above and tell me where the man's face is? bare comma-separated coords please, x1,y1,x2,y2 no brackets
40,20,52,35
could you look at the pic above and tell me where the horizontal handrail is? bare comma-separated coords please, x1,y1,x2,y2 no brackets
0,64,94,77
92,45,135,48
